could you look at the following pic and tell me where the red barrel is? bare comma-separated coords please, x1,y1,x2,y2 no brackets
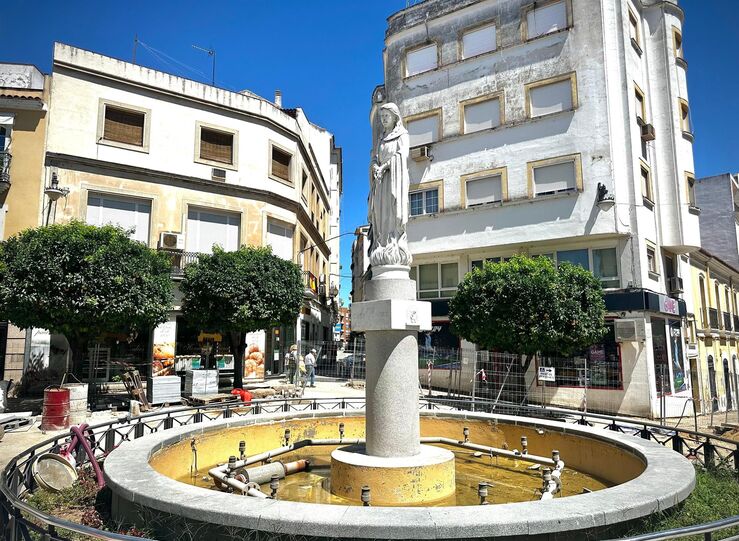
41,386,70,431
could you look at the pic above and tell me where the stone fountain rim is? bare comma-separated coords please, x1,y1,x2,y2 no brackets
104,409,695,539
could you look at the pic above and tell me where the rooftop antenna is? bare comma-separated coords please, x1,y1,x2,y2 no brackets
132,34,138,64
192,44,216,86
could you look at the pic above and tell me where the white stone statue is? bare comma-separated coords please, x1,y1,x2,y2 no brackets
368,103,412,270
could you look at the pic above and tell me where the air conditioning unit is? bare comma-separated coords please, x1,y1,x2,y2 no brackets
211,168,227,182
668,276,684,294
641,123,656,141
614,319,647,343
410,145,431,162
158,232,185,251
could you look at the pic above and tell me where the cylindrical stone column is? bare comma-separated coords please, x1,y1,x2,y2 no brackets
365,329,420,457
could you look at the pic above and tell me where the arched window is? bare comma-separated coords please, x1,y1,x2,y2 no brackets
715,282,722,314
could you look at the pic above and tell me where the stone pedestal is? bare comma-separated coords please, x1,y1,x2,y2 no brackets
351,269,431,458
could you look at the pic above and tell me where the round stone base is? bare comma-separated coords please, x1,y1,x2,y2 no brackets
371,264,410,280
330,444,455,505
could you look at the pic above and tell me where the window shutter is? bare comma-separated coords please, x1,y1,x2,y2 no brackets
527,1,567,38
529,79,573,117
200,128,233,164
407,115,438,147
534,161,576,194
406,44,437,76
272,148,291,181
462,25,496,58
467,175,502,206
104,106,145,146
464,98,500,133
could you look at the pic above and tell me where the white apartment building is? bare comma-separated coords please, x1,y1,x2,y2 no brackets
370,0,698,417
39,43,341,380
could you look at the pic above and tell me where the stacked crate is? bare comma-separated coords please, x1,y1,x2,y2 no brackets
184,370,218,396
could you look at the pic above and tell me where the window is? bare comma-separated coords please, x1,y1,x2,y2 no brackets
699,276,708,328
471,257,502,271
528,155,582,197
86,193,151,244
270,145,292,183
526,74,577,118
415,262,458,299
593,248,619,288
634,86,646,124
102,104,146,147
409,188,439,216
462,23,497,58
557,249,589,270
186,208,240,253
266,220,294,261
406,43,437,77
628,9,641,51
641,163,653,204
406,113,440,147
525,0,568,40
646,243,658,275
686,172,697,207
673,27,684,59
301,171,309,203
679,100,692,134
461,96,502,134
199,127,234,165
0,115,13,151
463,169,506,207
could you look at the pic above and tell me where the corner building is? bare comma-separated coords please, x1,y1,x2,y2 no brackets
32,44,341,383
374,0,698,417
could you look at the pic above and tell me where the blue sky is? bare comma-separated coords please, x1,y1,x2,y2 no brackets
3,1,737,305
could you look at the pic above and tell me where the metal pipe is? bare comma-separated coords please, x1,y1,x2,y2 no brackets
420,437,555,466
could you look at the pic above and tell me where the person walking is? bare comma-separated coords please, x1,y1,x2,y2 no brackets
304,348,317,387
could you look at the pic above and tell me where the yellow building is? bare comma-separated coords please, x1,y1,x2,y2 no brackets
687,249,739,415
0,64,50,382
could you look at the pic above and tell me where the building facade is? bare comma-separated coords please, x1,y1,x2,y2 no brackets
694,173,739,269
370,0,698,417
9,43,341,383
0,63,50,383
685,249,739,415
350,225,371,303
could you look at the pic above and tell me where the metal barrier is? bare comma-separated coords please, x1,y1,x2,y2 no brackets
1,396,738,541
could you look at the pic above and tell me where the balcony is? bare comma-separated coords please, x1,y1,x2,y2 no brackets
303,271,318,298
708,308,720,331
0,151,11,192
159,249,200,276
724,311,734,332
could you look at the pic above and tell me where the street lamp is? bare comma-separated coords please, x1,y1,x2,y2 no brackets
44,171,70,225
596,183,615,212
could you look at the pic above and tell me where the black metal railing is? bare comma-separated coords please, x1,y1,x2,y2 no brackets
724,311,733,332
0,151,10,184
1,397,738,540
709,307,720,330
158,249,200,276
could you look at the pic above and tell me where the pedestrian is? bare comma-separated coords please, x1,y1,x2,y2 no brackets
284,345,298,385
304,348,317,387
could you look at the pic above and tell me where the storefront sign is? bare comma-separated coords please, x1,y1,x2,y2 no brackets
537,366,556,382
658,294,680,316
152,320,176,377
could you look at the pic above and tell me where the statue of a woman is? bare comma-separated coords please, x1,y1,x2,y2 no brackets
368,103,412,270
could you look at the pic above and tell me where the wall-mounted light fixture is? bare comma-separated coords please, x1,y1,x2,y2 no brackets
44,171,70,225
596,183,615,211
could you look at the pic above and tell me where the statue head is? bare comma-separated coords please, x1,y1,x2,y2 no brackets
379,103,403,133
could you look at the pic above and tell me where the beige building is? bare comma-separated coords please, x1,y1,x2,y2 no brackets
4,44,341,384
0,63,50,383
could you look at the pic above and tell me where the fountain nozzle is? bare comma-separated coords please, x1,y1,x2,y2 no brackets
361,486,371,507
239,440,246,460
270,474,280,498
339,422,345,440
284,429,291,446
462,426,470,443
478,481,490,505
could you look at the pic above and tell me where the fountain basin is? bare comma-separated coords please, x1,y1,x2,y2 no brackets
105,409,695,540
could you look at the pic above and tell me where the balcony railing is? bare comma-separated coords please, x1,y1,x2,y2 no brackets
303,271,318,296
0,151,11,185
708,308,720,330
723,311,733,332
159,249,200,276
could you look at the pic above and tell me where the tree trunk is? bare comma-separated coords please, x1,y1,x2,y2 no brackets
229,331,247,389
67,335,89,380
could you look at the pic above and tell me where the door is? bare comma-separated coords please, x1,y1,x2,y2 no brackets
707,355,718,412
723,357,733,410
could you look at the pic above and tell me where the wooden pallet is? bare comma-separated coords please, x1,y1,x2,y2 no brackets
184,393,239,406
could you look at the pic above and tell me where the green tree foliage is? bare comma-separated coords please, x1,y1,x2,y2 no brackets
180,246,303,388
0,221,173,375
449,255,606,358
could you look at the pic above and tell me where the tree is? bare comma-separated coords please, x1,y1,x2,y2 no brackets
449,255,607,379
0,221,173,376
180,246,303,388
